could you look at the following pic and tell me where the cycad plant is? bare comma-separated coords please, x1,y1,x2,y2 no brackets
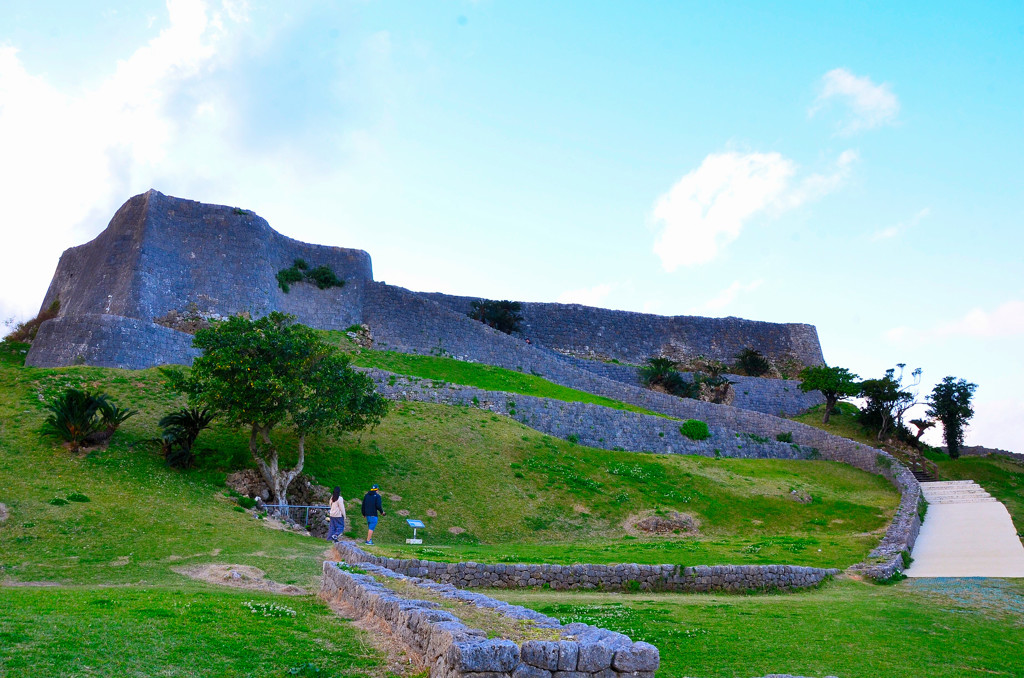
42,389,134,452
159,407,217,468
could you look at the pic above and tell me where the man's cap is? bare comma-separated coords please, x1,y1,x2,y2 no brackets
371,484,379,490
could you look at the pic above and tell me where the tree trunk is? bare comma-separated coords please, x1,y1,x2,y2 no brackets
822,395,837,424
248,425,306,518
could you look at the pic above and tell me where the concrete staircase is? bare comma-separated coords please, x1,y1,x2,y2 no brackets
919,480,998,504
907,481,1024,577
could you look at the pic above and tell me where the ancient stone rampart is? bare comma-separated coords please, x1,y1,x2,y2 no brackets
320,559,660,678
26,314,201,369
27,190,370,367
419,292,825,367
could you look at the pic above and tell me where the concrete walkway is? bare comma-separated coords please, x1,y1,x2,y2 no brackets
906,481,1024,578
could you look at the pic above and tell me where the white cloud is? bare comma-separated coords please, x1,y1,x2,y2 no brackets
937,300,1024,338
557,283,615,307
651,149,854,270
871,207,930,241
811,68,900,134
696,279,763,313
0,0,242,326
886,299,1024,345
965,398,1024,452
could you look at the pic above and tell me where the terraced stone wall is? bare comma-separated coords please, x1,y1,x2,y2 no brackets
320,560,660,678
333,543,837,593
366,370,813,459
26,314,200,369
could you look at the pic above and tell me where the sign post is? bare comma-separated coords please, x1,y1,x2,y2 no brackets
406,519,425,545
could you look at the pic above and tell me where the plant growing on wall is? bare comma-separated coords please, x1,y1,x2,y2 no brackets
467,299,524,334
798,365,860,424
734,348,772,377
166,313,388,510
276,259,345,293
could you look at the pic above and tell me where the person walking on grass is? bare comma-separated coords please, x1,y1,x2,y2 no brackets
326,486,347,542
362,484,386,545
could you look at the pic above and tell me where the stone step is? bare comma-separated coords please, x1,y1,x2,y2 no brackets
922,489,991,497
926,496,998,504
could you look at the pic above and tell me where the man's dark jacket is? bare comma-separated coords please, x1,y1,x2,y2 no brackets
362,491,384,517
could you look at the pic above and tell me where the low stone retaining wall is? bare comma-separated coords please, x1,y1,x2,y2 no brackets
333,542,837,593
363,370,814,460
320,560,660,678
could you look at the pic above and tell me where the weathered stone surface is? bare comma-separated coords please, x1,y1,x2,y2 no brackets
455,641,519,673
512,665,552,678
521,641,560,670
611,643,660,672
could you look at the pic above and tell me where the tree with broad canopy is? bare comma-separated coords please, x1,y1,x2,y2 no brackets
166,312,388,510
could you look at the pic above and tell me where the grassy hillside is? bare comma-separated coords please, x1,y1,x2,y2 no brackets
495,578,1024,678
0,341,897,573
337,343,662,416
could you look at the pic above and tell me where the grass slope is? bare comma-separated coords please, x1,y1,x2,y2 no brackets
494,578,1024,678
341,345,661,416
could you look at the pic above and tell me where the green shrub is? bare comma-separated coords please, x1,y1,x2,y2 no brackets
624,579,642,593
237,496,257,509
734,348,772,377
276,260,344,293
679,419,711,441
42,388,135,452
159,407,217,469
66,492,90,503
566,434,579,444
232,506,246,513
47,497,69,506
776,432,793,443
467,300,523,334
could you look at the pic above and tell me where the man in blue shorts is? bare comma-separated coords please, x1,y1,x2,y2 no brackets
361,484,386,545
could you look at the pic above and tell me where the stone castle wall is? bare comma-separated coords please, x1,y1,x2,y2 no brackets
29,190,370,369
419,292,825,367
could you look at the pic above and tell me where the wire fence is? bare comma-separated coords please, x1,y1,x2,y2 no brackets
259,504,329,527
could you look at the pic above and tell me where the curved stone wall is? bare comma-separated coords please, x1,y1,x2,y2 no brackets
366,369,814,459
25,314,200,369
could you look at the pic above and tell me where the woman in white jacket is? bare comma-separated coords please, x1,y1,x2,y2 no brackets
327,486,347,542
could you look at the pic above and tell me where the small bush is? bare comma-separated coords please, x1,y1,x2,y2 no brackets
566,434,579,444
467,300,523,334
776,432,793,443
7,298,60,343
66,492,90,503
48,497,69,506
734,348,772,377
624,579,642,593
679,419,710,441
237,496,257,509
159,407,216,469
233,506,246,513
276,259,345,293
42,388,135,452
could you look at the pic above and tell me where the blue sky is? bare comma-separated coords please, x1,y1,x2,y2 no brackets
1,1,1022,450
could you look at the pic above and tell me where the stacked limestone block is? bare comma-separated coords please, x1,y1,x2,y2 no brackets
333,543,837,594
320,561,660,678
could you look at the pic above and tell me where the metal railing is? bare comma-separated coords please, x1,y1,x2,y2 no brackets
259,504,329,526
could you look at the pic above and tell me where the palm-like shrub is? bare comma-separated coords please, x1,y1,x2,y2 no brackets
43,389,135,451
159,407,217,469
734,348,772,377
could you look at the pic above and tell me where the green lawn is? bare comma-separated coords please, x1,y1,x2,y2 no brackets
333,341,663,417
493,577,1024,678
0,585,383,678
